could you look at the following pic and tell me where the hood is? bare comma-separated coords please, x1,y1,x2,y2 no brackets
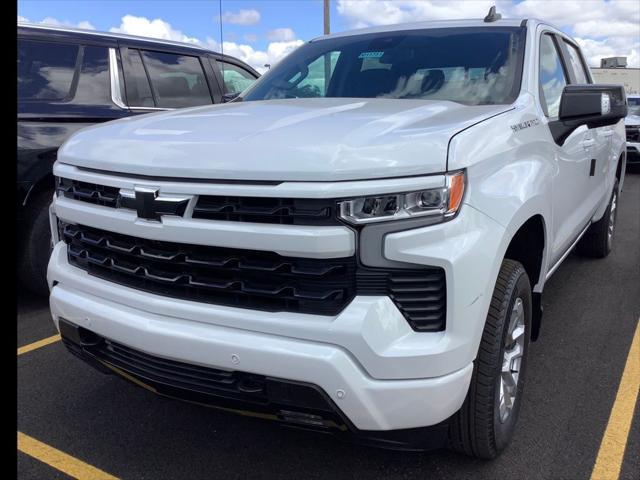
58,98,510,182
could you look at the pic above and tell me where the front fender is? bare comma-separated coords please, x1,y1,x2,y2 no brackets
448,98,553,290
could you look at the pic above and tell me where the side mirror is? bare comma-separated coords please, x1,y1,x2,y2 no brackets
550,84,627,144
222,92,241,103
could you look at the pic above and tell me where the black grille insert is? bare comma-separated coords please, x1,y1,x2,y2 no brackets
193,196,338,225
57,177,119,208
626,126,640,143
61,222,356,316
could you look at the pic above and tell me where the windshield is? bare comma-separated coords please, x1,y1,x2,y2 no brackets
628,97,640,116
242,27,525,105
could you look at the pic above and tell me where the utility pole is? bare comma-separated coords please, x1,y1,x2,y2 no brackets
324,0,330,35
323,0,331,93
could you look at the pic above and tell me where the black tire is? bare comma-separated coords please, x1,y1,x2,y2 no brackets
448,259,532,459
18,190,54,296
576,180,619,259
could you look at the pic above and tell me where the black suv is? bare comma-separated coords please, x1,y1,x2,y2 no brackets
18,23,259,294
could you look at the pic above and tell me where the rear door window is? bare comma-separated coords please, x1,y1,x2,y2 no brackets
140,51,212,108
219,61,257,94
18,40,79,101
563,41,590,84
73,45,111,105
122,49,155,107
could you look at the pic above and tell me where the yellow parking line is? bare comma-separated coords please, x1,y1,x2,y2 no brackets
17,334,60,356
590,320,640,480
18,431,118,479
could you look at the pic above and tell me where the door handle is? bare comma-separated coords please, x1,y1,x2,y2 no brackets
602,130,614,137
581,139,595,149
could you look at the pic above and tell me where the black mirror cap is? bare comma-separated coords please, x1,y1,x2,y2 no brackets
550,84,627,145
559,84,627,125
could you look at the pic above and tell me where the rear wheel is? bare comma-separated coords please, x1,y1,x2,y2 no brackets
576,180,619,258
18,190,54,296
448,259,531,459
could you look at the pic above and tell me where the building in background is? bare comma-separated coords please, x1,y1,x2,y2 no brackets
591,57,640,95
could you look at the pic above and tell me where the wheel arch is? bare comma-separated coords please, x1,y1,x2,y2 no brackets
502,213,547,341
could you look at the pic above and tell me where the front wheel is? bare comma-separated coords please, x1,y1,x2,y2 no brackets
448,259,532,459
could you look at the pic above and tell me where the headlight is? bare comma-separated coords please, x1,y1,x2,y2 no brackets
338,171,465,225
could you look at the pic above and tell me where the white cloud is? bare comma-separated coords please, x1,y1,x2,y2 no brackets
512,0,639,67
244,33,258,43
267,28,296,42
105,14,299,72
110,15,199,44
18,15,95,30
206,37,303,73
336,0,507,28
576,37,640,69
221,9,261,26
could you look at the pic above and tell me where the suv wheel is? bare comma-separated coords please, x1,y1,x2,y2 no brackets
576,180,619,258
448,259,531,459
18,190,54,296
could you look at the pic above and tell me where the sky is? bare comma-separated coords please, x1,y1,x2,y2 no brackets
17,0,640,73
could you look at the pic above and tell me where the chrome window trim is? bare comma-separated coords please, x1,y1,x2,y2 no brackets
108,48,172,111
108,48,127,109
129,106,175,111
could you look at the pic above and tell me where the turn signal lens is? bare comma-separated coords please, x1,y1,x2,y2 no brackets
446,171,465,215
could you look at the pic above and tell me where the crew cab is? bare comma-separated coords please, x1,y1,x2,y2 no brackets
18,22,258,294
47,12,627,458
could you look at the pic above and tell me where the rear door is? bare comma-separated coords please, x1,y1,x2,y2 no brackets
559,38,611,209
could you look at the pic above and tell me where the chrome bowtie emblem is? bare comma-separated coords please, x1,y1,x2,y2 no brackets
119,186,190,221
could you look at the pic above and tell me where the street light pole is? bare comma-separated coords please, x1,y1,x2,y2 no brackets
324,0,330,35
323,0,331,92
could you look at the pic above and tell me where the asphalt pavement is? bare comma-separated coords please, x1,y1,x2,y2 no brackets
18,173,640,480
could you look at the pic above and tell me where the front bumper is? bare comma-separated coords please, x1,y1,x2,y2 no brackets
49,275,472,432
48,168,507,434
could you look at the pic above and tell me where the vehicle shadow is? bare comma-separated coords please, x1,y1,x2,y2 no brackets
17,288,48,315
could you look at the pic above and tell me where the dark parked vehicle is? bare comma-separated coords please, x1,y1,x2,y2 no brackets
17,23,259,294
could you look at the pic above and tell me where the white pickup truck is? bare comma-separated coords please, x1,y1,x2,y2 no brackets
47,12,627,458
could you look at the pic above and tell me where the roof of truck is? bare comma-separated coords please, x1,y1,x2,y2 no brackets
312,18,551,41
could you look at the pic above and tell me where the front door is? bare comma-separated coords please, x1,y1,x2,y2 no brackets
538,32,594,265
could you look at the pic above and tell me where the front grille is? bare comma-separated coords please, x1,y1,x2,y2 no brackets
61,222,356,316
193,196,338,225
56,177,340,226
60,222,446,331
626,126,640,143
57,177,119,208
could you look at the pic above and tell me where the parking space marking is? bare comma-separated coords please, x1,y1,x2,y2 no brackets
18,431,118,479
17,334,60,356
590,320,640,480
